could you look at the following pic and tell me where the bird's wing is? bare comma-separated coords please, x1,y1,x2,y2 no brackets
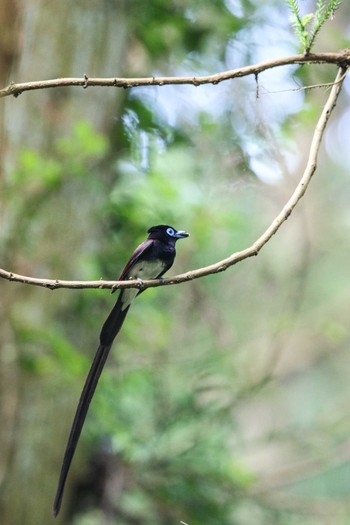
118,238,154,280
115,239,157,309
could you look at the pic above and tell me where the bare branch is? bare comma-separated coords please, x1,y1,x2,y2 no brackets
0,66,347,292
1,51,349,98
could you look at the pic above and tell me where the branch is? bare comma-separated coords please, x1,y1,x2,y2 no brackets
1,51,349,98
0,66,347,291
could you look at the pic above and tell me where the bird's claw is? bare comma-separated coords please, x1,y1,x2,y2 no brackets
136,278,145,290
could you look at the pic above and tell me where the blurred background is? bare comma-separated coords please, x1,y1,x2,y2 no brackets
1,1,350,524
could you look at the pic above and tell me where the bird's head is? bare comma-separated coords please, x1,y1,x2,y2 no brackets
147,225,189,241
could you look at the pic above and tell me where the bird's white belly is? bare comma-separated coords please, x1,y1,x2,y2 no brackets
121,259,166,310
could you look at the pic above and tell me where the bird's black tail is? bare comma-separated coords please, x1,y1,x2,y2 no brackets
53,295,130,517
100,293,130,346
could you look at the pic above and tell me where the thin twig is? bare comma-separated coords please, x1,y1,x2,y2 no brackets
261,68,348,95
0,67,347,291
0,51,349,98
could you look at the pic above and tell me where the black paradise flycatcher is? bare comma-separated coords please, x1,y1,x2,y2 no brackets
53,225,189,516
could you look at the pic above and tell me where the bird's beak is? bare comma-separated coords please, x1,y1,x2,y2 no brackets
175,230,190,239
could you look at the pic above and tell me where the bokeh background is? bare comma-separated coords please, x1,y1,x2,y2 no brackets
1,1,350,524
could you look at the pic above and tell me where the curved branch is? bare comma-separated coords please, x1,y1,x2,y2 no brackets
1,51,349,98
0,66,347,291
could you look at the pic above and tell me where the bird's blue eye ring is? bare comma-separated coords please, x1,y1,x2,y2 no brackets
166,227,175,236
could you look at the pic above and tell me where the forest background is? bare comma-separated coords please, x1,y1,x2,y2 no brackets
1,1,350,525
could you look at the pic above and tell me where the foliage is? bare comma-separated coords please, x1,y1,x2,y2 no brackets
286,0,342,52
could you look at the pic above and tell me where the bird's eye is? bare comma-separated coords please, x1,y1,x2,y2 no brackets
166,227,175,236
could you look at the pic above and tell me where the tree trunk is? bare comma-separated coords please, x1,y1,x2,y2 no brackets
0,1,129,524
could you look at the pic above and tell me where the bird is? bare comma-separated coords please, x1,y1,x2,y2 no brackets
53,225,189,517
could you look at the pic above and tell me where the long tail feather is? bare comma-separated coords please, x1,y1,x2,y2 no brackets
100,293,130,346
53,294,130,517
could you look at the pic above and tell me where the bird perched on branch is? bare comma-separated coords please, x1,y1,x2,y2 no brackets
53,224,189,517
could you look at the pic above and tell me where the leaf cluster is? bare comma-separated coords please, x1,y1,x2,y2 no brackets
287,0,342,52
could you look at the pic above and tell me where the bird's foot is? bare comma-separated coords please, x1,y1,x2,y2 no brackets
136,278,145,290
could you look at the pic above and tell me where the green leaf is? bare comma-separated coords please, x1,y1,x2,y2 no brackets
301,13,314,27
